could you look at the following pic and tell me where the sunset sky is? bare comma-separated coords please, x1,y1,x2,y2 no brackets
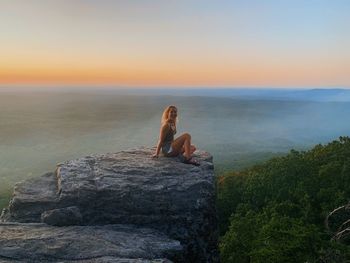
0,0,349,88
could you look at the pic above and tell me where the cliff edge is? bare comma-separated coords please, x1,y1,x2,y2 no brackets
0,147,218,263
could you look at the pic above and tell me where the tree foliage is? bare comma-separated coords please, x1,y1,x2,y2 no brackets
217,136,350,262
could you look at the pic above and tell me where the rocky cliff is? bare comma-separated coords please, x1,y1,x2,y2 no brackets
0,147,218,262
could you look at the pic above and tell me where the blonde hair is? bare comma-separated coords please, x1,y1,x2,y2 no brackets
161,105,178,125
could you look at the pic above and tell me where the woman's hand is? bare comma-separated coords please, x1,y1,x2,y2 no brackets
151,153,159,158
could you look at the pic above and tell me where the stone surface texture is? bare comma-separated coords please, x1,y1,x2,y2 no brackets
41,206,83,226
0,147,218,262
0,222,182,262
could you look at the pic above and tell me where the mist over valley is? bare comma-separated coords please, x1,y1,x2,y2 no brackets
1,88,350,207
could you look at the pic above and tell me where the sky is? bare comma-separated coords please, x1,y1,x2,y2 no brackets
0,0,349,88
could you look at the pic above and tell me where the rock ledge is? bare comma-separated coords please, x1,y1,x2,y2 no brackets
0,147,218,262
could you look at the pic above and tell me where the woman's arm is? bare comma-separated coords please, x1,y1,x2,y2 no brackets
152,124,169,157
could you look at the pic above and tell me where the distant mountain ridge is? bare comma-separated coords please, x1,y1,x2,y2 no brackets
138,88,350,102
2,87,349,102
221,88,350,102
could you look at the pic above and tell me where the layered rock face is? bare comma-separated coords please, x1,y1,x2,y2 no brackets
0,223,182,262
0,147,218,262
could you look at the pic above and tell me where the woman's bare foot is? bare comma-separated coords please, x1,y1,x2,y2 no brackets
183,156,200,166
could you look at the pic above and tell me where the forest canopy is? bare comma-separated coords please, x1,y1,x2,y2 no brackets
217,136,350,262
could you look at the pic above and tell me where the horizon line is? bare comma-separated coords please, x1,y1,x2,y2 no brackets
0,84,349,90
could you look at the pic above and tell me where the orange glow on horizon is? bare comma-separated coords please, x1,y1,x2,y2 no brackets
1,45,349,87
1,41,349,87
1,57,349,87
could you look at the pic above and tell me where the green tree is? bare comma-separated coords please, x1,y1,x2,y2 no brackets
218,136,350,262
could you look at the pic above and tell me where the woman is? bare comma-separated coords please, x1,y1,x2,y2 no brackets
151,105,200,166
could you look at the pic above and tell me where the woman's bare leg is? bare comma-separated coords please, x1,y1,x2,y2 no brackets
181,145,196,155
169,133,192,159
